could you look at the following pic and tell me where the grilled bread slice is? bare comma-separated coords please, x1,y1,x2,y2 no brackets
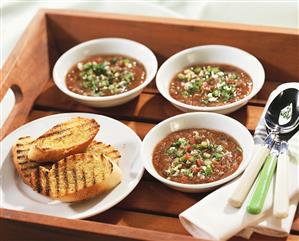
86,141,121,164
12,136,52,185
30,153,122,202
28,117,99,162
12,137,119,187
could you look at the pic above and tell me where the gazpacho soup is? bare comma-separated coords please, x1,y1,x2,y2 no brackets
169,64,253,107
153,128,243,184
66,55,146,97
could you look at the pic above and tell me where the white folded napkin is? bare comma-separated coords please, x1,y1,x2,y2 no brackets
237,196,299,239
179,83,299,240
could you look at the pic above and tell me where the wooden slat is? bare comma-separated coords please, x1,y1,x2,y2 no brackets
117,180,202,216
1,219,134,241
34,82,263,132
1,208,297,241
0,208,201,241
87,209,188,235
89,208,299,239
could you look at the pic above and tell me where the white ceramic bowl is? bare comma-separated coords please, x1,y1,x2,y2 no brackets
53,38,158,107
156,45,265,114
142,112,254,192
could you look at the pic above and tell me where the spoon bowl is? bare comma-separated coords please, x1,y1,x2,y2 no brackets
265,88,299,134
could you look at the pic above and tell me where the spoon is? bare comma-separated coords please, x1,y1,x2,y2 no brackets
247,88,299,215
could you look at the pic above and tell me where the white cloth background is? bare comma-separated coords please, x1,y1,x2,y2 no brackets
2,0,299,64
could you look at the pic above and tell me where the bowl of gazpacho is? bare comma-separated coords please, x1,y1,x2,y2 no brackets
142,112,254,192
156,45,264,114
53,38,158,107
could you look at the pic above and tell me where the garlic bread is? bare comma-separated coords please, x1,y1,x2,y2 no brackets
30,153,122,202
28,117,99,162
86,141,121,164
12,136,52,185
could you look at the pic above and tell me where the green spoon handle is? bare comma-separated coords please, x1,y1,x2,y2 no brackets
247,153,278,214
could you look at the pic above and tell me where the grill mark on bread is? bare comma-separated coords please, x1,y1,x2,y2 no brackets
19,136,31,140
20,165,38,171
37,126,72,140
64,159,68,193
58,160,63,195
17,158,30,164
93,168,96,185
52,133,73,141
16,154,28,159
16,144,25,148
37,122,94,141
45,171,50,196
38,130,71,140
83,127,98,135
77,153,87,189
82,169,86,188
86,142,121,164
36,168,41,193
72,169,77,192
20,162,51,170
61,159,68,193
16,143,31,148
16,149,30,153
108,161,113,175
54,163,59,195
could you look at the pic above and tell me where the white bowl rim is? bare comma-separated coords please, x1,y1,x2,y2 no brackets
156,44,265,111
142,112,254,190
53,38,158,101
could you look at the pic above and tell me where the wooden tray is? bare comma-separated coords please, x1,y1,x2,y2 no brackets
1,9,298,241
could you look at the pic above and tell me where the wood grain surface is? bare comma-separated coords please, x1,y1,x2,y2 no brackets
1,9,298,241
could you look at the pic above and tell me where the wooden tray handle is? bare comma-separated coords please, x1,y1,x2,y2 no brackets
0,10,51,140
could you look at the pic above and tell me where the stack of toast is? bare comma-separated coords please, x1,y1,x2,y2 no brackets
12,117,122,202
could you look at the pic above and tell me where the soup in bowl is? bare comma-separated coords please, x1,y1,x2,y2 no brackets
53,38,157,107
142,112,254,192
156,45,264,114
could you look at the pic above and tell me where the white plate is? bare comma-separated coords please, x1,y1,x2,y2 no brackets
0,113,144,219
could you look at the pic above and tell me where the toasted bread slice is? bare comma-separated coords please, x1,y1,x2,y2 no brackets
28,117,99,162
30,153,122,202
86,141,121,164
12,137,118,187
12,136,52,185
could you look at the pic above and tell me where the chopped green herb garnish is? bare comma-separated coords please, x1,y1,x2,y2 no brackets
171,65,252,106
77,57,136,96
164,130,230,179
